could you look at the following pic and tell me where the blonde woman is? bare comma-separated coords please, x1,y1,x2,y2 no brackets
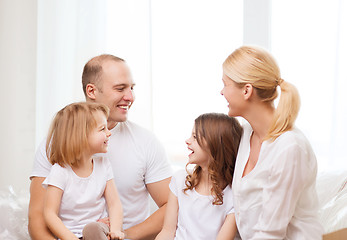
221,46,323,239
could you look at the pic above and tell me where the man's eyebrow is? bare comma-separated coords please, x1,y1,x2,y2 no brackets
114,84,127,87
113,83,136,88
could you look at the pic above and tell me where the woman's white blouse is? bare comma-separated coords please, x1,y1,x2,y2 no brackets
232,123,323,240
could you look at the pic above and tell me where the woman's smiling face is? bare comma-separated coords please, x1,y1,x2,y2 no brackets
220,73,246,117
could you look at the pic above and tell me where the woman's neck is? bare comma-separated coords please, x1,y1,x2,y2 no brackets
244,101,275,141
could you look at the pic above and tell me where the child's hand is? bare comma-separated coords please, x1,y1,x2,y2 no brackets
108,230,125,240
97,217,110,227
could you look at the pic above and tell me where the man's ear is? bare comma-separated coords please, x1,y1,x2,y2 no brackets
85,83,97,100
243,83,253,100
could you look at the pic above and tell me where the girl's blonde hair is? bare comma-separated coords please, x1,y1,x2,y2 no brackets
223,45,300,141
184,113,243,205
46,102,109,167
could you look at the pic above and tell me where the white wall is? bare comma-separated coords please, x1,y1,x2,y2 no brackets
0,0,37,192
243,0,271,50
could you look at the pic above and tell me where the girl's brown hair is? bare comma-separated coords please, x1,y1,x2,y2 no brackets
46,102,109,167
223,45,300,141
184,113,243,205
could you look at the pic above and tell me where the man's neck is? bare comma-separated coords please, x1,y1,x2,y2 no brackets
107,121,119,130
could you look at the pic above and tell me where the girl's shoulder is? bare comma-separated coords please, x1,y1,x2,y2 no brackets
51,163,69,173
170,169,189,189
45,163,70,185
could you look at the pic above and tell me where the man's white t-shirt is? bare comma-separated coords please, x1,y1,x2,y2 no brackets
31,121,172,229
232,122,323,239
170,170,234,240
42,156,113,238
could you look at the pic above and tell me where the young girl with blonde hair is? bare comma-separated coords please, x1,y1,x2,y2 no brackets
156,113,243,240
221,45,323,239
43,102,124,240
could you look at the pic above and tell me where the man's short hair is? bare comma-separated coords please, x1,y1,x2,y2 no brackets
82,54,124,97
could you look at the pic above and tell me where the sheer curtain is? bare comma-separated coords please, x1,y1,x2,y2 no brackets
149,0,243,166
37,0,243,168
36,0,108,144
37,0,154,144
271,0,347,171
36,1,346,171
105,1,243,168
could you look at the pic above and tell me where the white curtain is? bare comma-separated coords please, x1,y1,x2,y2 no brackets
36,0,108,144
36,0,243,168
36,0,346,171
271,0,347,171
149,0,243,165
0,0,37,191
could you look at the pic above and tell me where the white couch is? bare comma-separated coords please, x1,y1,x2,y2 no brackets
0,171,346,239
0,186,29,239
316,170,347,235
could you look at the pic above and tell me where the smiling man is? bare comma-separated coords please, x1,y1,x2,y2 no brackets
28,54,172,240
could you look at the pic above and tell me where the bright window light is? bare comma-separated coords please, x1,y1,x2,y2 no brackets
106,1,243,168
271,0,347,171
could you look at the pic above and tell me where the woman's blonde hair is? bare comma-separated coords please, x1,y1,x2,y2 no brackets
46,102,109,167
184,113,243,205
223,45,300,141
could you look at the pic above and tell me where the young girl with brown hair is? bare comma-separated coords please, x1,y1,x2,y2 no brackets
155,113,243,240
43,102,124,240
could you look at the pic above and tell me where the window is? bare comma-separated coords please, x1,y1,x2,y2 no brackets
271,0,347,171
37,1,345,171
105,0,243,168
